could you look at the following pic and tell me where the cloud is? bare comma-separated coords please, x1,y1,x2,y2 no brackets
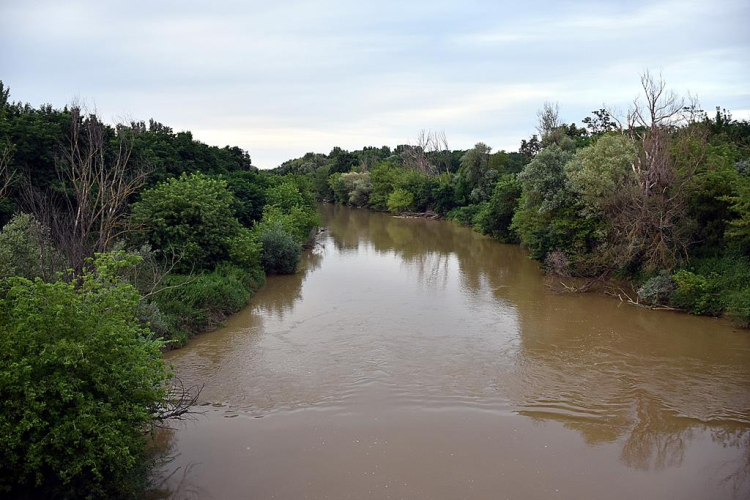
1,0,748,167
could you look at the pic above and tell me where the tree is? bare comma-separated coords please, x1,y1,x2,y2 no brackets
536,101,561,142
474,175,522,243
622,71,706,270
0,144,14,200
387,188,414,214
565,134,638,216
259,225,301,274
19,107,149,272
458,142,495,202
131,173,240,271
0,213,60,280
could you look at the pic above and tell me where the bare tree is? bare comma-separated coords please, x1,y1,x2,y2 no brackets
536,101,560,141
0,144,14,199
615,71,706,270
401,129,452,175
21,106,150,271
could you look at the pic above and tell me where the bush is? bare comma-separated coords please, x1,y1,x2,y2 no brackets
387,188,414,214
670,270,723,316
473,175,521,243
447,204,483,227
0,213,57,280
153,262,264,339
259,226,301,274
0,254,169,498
637,272,675,306
131,173,240,271
727,290,750,328
228,227,263,272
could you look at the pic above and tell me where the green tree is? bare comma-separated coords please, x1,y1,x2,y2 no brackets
458,142,496,202
565,134,638,217
259,225,301,274
387,188,414,214
474,175,522,243
131,173,240,271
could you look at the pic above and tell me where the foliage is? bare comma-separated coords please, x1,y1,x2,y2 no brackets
387,188,414,214
131,173,240,271
224,170,268,227
153,262,264,341
447,204,483,227
565,134,638,217
516,145,575,213
228,227,263,272
473,175,522,243
458,142,496,202
670,270,723,316
368,162,400,211
258,225,301,275
0,213,56,279
331,172,372,207
0,254,169,498
637,272,675,306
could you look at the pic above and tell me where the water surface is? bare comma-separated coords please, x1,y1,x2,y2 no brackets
154,204,750,499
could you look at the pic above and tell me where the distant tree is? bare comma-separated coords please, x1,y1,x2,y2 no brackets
519,135,542,159
536,101,561,141
458,142,495,202
582,108,620,135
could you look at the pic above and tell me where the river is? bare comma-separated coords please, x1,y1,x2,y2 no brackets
153,203,750,499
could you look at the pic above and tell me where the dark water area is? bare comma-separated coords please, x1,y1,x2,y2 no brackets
153,204,750,499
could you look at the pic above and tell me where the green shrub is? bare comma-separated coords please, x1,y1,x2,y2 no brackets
387,188,414,214
0,254,169,498
228,227,263,272
727,290,750,328
259,226,301,274
447,204,483,227
154,262,264,338
670,270,723,316
473,175,521,243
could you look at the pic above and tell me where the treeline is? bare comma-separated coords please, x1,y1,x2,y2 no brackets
278,74,750,328
0,82,318,497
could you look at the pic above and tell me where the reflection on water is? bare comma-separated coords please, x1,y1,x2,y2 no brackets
156,204,750,499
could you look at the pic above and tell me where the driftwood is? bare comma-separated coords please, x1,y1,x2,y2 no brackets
551,272,683,312
394,211,442,220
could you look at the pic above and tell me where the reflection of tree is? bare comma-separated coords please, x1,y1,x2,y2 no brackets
713,427,750,498
619,392,690,470
145,428,209,500
251,246,323,320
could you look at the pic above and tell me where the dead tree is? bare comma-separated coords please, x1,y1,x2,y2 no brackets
536,101,560,141
0,144,14,200
401,130,452,175
619,70,705,271
24,106,150,271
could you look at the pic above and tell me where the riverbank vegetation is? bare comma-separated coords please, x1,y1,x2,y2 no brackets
1,70,748,497
0,81,318,497
276,73,750,328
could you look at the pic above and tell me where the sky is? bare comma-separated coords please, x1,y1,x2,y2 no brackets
1,0,749,168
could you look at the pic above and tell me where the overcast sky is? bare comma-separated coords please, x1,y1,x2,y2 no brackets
2,0,749,168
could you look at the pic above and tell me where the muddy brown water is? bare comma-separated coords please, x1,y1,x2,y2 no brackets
153,204,750,500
